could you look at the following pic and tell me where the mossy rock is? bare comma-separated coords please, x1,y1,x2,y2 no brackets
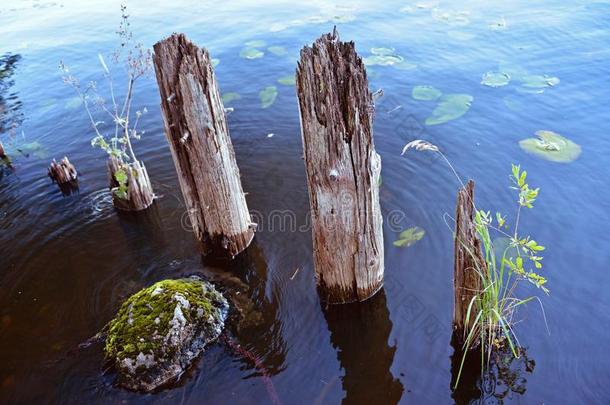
105,277,229,391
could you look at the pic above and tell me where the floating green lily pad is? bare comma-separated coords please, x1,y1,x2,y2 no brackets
520,74,560,89
64,96,82,110
239,48,264,59
498,62,528,81
13,141,49,159
371,47,395,56
519,130,581,163
222,92,241,104
425,94,473,125
277,75,296,86
267,46,287,56
394,60,418,70
245,40,266,48
393,226,425,247
503,96,523,112
412,85,442,101
432,9,470,26
481,71,511,87
259,86,278,108
363,54,404,66
211,58,220,67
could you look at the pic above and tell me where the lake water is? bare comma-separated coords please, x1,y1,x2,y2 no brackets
1,0,610,403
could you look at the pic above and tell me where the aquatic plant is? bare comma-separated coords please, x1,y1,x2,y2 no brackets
425,94,473,125
402,141,549,388
259,86,278,108
519,130,581,163
393,226,425,247
59,4,154,208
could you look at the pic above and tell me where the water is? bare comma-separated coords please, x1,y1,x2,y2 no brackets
1,0,610,403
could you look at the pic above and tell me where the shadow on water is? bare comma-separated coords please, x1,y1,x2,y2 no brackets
201,241,287,390
0,53,23,136
450,333,536,404
322,290,404,405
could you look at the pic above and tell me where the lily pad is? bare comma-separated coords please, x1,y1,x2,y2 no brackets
259,86,278,108
221,92,241,104
239,48,264,59
519,130,581,163
267,46,287,56
211,58,220,67
394,60,418,70
498,62,528,81
520,74,560,89
432,9,470,26
393,226,425,247
425,94,473,126
503,96,523,112
363,54,404,66
14,141,49,159
371,47,395,56
245,40,266,48
481,71,511,87
412,85,442,101
277,75,296,86
64,96,82,110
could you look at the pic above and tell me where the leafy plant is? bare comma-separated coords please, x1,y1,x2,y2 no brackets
393,226,425,247
60,4,150,199
402,140,549,388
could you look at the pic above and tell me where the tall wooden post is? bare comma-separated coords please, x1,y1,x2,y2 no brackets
296,30,384,304
153,34,255,257
453,180,484,341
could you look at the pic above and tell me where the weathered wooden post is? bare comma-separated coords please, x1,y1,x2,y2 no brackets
453,180,484,341
153,33,255,257
107,156,155,211
296,29,384,304
48,156,77,183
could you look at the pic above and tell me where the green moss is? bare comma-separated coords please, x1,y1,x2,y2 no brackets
104,278,221,363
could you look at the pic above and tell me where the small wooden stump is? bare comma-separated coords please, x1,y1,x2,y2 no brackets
48,156,77,183
107,156,155,212
153,33,255,257
453,180,485,343
296,29,384,304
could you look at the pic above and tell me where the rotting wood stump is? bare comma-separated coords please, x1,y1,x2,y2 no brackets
107,156,155,212
296,29,384,304
153,33,255,257
453,180,485,343
48,156,77,184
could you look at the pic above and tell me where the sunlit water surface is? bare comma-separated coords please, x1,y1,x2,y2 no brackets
1,0,610,403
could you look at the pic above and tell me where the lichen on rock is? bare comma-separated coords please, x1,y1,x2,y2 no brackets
105,276,229,391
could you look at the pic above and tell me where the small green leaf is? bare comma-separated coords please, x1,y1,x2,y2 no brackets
259,86,278,108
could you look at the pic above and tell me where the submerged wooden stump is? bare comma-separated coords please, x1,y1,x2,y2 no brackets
296,30,384,304
107,156,155,212
453,180,485,342
48,156,77,183
153,33,255,257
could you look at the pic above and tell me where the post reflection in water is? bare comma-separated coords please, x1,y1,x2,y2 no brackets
322,289,404,404
202,241,287,379
450,332,536,404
